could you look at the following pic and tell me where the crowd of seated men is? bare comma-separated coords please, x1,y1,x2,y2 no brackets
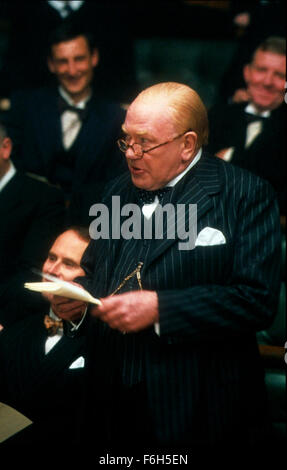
0,0,285,452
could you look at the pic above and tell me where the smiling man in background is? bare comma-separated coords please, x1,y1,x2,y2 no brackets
6,21,126,202
207,36,286,216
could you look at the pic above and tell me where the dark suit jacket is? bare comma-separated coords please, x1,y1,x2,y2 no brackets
0,312,86,444
207,102,286,214
78,153,281,449
0,171,65,326
7,87,127,199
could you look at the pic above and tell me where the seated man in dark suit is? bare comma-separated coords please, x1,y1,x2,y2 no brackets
0,226,90,446
6,21,127,202
0,120,65,328
207,36,286,215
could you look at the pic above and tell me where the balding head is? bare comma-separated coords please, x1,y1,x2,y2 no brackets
132,82,209,150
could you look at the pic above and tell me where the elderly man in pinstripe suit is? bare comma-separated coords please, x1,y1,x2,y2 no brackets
56,82,281,456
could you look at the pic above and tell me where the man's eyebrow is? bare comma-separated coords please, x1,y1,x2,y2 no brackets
121,125,151,137
47,250,56,257
62,256,78,266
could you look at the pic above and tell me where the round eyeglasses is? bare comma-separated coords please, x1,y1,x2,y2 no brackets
117,130,191,158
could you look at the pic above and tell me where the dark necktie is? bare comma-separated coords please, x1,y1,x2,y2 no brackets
62,2,73,16
44,315,63,336
136,187,172,205
245,112,268,124
58,96,88,121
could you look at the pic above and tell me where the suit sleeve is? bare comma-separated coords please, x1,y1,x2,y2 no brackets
5,91,27,170
205,104,227,155
157,178,282,341
0,181,65,310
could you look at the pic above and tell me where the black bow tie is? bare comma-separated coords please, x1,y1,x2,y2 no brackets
136,187,172,205
244,112,268,124
62,3,73,16
58,96,88,120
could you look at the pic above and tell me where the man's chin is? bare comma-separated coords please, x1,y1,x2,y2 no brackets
61,83,89,101
130,174,148,189
252,94,282,112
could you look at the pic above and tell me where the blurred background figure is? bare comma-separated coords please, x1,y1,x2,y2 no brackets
5,22,127,202
0,119,65,328
207,37,286,217
217,0,286,104
0,1,139,105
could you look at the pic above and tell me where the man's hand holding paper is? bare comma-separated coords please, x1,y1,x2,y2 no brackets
25,276,101,323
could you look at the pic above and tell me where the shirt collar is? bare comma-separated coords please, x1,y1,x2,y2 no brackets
49,305,87,333
245,103,271,118
49,307,62,322
48,1,84,16
166,147,202,187
0,161,16,193
141,148,202,218
59,86,91,109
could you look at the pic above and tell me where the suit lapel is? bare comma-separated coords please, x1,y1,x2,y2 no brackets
146,154,221,268
28,334,85,391
97,157,221,284
37,89,63,171
10,316,47,394
89,175,137,296
0,173,23,215
73,97,113,182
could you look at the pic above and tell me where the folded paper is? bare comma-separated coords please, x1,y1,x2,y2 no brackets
24,281,102,306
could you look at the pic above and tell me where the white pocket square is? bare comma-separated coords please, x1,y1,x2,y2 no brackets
69,356,85,369
195,227,226,246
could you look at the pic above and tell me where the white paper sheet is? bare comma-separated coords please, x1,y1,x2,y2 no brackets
24,281,102,306
0,402,32,443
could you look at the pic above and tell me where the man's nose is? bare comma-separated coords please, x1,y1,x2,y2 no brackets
47,262,62,278
66,61,78,76
125,146,141,160
262,71,274,86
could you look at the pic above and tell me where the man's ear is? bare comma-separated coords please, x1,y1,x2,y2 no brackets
91,48,100,68
182,131,197,161
0,137,12,160
47,56,56,74
243,64,251,85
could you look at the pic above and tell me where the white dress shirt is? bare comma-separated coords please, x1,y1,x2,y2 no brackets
244,103,270,148
0,162,16,193
221,103,270,162
45,308,86,368
59,86,91,149
142,148,202,219
48,1,84,18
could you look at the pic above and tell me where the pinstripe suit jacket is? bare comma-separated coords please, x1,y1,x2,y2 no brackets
80,152,281,447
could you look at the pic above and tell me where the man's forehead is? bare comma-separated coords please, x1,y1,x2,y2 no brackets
124,99,174,134
51,231,87,253
51,35,90,57
253,50,286,68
